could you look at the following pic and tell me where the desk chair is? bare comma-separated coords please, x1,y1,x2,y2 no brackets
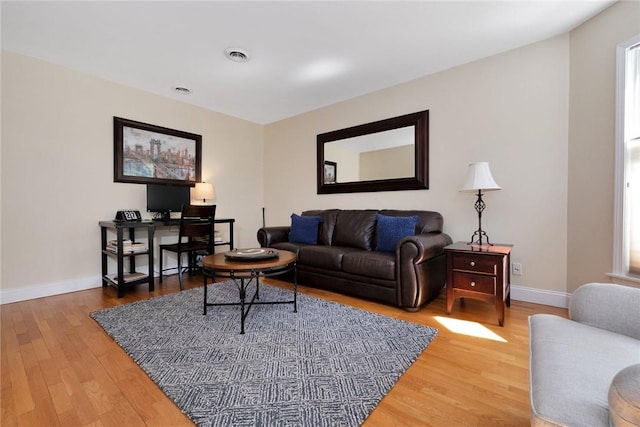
159,204,216,290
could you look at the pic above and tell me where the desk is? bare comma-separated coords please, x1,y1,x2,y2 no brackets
99,218,235,298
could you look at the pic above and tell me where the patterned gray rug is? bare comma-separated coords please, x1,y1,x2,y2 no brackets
91,280,438,426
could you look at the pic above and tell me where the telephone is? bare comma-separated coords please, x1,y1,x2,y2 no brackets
114,210,142,222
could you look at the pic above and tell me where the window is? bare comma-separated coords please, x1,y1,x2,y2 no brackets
613,34,640,282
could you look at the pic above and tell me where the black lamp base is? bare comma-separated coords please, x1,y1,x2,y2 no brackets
467,189,493,246
468,230,493,246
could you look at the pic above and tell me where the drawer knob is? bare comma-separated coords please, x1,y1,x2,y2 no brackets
471,281,476,287
470,261,476,267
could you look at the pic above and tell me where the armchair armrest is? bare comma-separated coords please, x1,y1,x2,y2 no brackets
257,226,290,248
395,232,453,310
569,282,640,340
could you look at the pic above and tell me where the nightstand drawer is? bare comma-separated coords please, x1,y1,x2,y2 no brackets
451,253,496,274
452,272,496,294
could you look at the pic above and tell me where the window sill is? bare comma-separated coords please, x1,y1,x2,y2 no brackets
606,272,640,287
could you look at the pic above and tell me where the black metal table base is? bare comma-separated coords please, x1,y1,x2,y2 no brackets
202,264,297,334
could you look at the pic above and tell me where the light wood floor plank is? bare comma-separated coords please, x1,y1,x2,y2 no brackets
1,273,567,426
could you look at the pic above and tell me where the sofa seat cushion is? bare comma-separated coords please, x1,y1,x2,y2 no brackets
298,246,361,271
342,251,395,280
529,314,640,427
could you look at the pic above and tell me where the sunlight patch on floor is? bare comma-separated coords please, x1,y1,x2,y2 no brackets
434,316,507,342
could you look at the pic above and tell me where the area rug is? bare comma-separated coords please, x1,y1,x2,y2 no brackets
91,280,438,426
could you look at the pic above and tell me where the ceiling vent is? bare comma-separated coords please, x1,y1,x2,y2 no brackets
225,47,250,63
174,86,191,94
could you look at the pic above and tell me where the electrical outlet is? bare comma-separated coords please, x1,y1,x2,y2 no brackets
512,262,523,276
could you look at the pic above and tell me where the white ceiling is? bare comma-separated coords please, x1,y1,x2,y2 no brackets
1,1,615,124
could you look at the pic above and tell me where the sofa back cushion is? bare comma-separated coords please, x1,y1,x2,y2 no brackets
379,210,444,233
332,210,377,250
298,209,444,250
302,209,340,245
569,283,640,340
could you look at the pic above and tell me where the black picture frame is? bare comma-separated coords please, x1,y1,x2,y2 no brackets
114,117,201,186
323,161,337,184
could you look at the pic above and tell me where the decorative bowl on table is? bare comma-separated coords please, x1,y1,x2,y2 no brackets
224,248,279,260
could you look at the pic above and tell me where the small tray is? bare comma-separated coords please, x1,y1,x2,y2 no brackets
224,248,279,260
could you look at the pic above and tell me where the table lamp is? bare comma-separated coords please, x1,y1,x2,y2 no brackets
460,162,501,246
194,182,215,204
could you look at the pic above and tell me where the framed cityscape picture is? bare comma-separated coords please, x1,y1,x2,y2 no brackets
113,117,201,186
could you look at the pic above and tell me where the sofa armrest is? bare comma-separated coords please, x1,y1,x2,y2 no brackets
395,232,453,310
569,282,640,340
257,226,290,248
398,233,453,263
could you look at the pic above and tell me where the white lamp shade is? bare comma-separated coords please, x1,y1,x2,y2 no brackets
460,162,501,192
194,182,215,201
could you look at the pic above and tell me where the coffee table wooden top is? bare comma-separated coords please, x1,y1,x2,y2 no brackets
202,249,296,272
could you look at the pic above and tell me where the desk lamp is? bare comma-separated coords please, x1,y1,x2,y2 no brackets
460,162,501,246
194,182,215,205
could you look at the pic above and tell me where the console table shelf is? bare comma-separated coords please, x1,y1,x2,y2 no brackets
99,221,155,298
99,218,235,298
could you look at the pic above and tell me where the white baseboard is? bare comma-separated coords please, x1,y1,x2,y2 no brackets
2,277,571,308
511,285,570,308
1,276,103,305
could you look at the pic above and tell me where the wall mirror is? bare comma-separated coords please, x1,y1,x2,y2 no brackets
317,110,429,194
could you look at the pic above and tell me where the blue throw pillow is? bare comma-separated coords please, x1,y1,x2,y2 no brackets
375,214,419,252
289,214,323,244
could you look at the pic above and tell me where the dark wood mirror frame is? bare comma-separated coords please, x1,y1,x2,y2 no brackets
317,110,429,194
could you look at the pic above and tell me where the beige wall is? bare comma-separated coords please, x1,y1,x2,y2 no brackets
265,35,570,296
567,0,640,293
1,51,264,297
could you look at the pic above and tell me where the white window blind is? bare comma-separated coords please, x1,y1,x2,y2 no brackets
627,43,640,275
613,35,640,282
630,140,640,274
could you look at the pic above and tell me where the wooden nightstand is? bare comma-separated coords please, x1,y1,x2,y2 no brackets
444,241,513,326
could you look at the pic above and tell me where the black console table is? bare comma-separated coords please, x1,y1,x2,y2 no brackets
99,218,235,298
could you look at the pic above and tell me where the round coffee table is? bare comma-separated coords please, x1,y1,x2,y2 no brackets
201,249,297,334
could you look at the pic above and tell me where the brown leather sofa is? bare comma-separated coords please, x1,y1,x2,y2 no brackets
257,209,452,311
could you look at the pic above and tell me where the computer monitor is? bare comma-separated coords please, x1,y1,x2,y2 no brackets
146,184,191,220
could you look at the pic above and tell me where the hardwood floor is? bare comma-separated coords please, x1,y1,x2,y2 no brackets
1,274,567,426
